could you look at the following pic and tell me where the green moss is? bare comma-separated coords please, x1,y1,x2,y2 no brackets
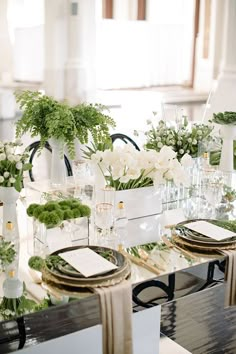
28,256,44,271
27,198,91,227
26,203,39,217
63,210,74,220
33,205,44,218
72,208,81,218
44,202,60,212
79,205,91,217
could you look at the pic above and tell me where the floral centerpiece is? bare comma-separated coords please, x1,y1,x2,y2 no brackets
0,140,31,192
90,144,192,218
90,144,192,190
139,117,213,160
0,140,31,239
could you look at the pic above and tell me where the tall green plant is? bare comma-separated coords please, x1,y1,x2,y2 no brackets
15,91,115,159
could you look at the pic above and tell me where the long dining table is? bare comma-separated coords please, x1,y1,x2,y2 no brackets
0,183,227,354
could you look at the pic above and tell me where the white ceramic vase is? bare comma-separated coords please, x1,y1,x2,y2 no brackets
49,138,66,187
0,186,19,240
219,125,236,172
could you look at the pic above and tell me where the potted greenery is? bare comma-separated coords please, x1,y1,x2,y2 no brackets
15,90,116,186
27,199,91,255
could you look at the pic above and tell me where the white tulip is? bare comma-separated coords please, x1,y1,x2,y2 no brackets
0,176,4,183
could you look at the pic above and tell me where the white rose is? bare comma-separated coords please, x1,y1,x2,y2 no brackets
9,177,16,184
0,176,4,183
16,162,23,170
7,154,15,162
0,153,6,161
3,171,9,178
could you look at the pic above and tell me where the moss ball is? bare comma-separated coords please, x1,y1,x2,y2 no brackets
38,211,48,223
79,205,91,217
63,210,74,220
55,209,64,220
33,205,45,218
44,202,60,212
27,203,39,217
72,208,81,218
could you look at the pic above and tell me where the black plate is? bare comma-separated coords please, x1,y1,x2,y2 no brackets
45,245,125,281
176,219,236,246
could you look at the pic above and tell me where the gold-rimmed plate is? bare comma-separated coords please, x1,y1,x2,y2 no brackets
175,219,236,246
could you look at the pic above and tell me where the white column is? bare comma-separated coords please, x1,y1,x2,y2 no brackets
44,0,68,100
0,0,13,81
64,0,99,104
204,0,236,120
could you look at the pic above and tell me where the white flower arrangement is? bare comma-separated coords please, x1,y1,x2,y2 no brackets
140,118,213,159
91,144,192,190
0,140,31,191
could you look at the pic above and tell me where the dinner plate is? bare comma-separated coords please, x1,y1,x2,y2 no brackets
175,219,236,246
44,245,128,284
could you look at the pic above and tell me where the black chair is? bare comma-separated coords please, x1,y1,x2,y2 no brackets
27,140,73,182
110,133,140,151
132,261,225,309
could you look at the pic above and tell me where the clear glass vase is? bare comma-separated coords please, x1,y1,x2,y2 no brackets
32,217,90,256
49,138,66,188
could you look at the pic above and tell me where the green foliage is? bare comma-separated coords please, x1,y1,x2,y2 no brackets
212,111,236,125
210,219,236,233
28,256,44,272
0,286,49,320
143,119,213,159
27,198,91,228
15,91,116,159
82,140,113,159
0,241,16,269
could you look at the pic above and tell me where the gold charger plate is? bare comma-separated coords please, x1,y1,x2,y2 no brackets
43,245,131,288
175,219,236,247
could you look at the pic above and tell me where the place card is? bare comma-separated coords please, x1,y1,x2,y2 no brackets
184,220,236,241
59,248,118,277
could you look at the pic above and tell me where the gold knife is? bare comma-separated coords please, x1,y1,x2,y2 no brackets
162,235,198,260
120,248,161,275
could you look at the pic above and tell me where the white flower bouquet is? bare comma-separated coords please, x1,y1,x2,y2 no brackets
91,144,192,190
141,118,213,159
0,140,31,191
